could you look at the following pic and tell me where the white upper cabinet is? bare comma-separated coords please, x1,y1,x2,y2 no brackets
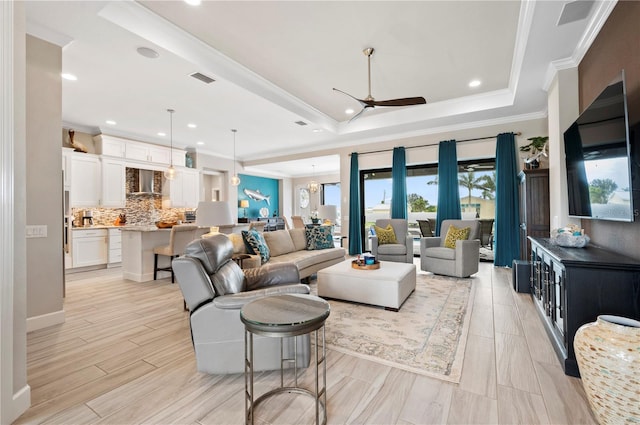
62,147,73,190
70,153,101,207
94,135,184,167
101,158,126,208
94,135,125,158
163,168,199,208
125,141,171,165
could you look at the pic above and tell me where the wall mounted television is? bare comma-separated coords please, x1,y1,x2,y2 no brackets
563,70,639,222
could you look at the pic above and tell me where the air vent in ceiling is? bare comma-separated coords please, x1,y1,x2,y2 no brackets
189,72,215,84
557,1,594,26
294,120,308,126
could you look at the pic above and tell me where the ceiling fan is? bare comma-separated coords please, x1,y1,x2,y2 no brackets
333,47,427,122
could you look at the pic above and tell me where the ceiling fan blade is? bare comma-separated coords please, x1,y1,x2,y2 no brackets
370,97,427,107
332,88,366,106
348,105,373,123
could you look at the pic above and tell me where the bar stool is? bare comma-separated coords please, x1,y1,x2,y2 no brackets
153,224,199,282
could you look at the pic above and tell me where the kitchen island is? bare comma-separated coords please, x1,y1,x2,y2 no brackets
121,224,249,282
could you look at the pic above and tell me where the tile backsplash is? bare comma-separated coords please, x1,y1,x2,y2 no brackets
71,194,189,227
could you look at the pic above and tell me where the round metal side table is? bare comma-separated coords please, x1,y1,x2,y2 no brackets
240,294,330,425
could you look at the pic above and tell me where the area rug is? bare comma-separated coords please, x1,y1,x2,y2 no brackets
312,272,475,383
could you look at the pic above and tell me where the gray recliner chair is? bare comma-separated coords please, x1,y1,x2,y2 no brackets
172,234,311,374
420,219,481,278
370,219,413,263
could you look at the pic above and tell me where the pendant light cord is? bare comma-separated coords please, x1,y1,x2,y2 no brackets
167,108,175,167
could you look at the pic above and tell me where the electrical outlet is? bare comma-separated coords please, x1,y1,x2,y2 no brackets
26,225,48,238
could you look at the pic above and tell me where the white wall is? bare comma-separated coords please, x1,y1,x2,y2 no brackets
547,67,580,230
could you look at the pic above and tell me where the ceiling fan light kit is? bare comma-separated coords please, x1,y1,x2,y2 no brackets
333,47,427,122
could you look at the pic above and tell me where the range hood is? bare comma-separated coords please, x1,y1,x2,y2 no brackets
128,168,161,195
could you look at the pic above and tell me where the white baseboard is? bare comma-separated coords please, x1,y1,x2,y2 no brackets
26,309,65,332
8,384,31,424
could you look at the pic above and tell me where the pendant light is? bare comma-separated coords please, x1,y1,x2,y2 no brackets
230,129,241,186
164,108,177,181
308,164,319,193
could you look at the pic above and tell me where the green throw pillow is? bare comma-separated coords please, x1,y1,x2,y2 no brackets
444,225,471,249
374,224,398,245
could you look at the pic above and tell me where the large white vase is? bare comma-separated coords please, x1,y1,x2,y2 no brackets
574,315,640,424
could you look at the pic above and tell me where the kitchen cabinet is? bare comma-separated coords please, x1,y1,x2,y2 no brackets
70,153,101,207
101,158,126,207
72,228,108,267
125,141,171,165
163,168,199,208
94,135,125,158
172,149,186,167
108,228,122,265
529,237,640,377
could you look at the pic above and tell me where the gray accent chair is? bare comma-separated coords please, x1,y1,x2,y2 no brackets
172,234,311,374
371,219,413,263
420,219,481,278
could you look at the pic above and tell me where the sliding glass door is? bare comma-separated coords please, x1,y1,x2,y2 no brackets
360,159,496,250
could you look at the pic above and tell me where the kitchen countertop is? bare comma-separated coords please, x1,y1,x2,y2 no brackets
72,225,124,230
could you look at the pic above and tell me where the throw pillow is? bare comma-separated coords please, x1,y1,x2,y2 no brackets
444,225,471,249
241,229,270,264
305,226,334,250
373,224,398,245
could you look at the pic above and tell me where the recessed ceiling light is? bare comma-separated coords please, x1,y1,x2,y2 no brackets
345,108,355,115
136,47,159,59
196,141,205,145
184,0,201,5
105,120,116,125
61,73,77,81
469,80,481,88
313,129,322,133
157,132,166,137
187,123,197,129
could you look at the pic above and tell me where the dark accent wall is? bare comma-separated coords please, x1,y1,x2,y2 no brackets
578,1,640,260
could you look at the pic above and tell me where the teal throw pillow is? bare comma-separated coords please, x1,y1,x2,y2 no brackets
305,226,334,250
241,229,270,264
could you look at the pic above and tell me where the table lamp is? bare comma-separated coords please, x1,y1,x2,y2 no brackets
196,201,234,237
317,205,337,225
239,200,249,218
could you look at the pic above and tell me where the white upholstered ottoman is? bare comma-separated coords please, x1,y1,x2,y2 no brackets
317,260,416,311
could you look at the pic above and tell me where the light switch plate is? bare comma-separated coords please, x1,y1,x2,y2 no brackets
26,225,48,238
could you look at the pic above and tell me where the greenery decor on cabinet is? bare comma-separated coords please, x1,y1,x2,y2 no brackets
519,136,548,169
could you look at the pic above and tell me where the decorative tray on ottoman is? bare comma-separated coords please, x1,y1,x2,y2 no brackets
351,260,380,270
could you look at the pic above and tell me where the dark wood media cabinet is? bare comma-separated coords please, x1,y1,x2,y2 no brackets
528,237,640,377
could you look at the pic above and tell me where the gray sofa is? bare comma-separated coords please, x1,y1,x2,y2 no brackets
227,228,346,279
420,219,481,278
172,235,311,374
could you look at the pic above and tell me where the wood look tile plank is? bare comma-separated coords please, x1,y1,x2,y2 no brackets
397,374,454,425
497,385,550,424
447,388,499,424
493,304,524,336
31,365,106,405
495,332,541,394
533,360,597,425
39,403,100,425
348,368,416,425
469,305,494,338
458,334,497,399
14,360,157,425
